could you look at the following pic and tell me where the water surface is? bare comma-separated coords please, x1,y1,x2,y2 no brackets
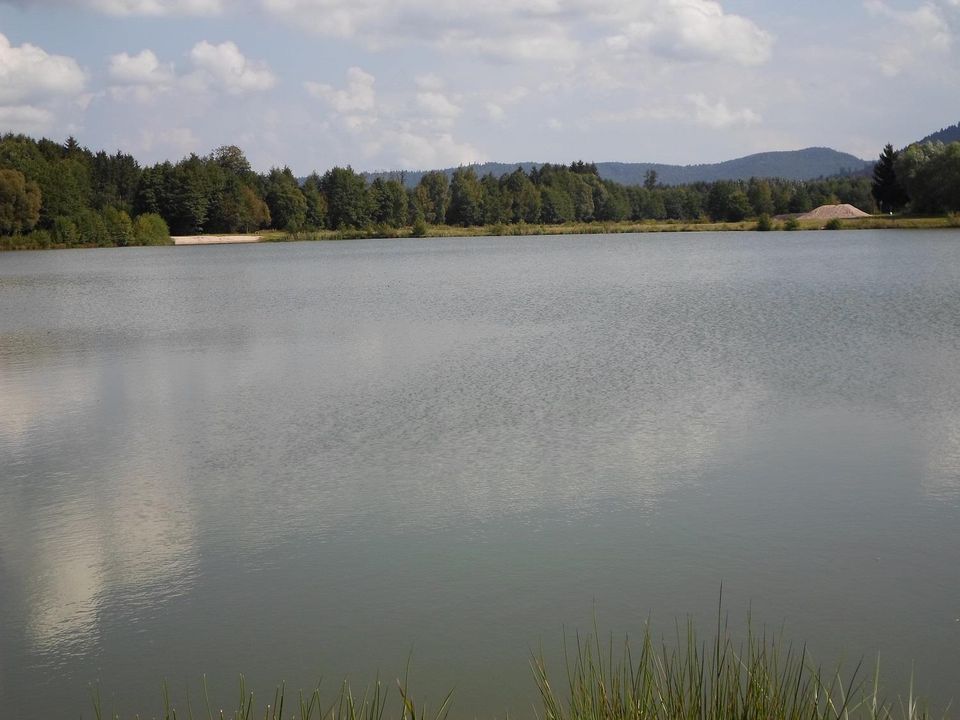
1,232,959,717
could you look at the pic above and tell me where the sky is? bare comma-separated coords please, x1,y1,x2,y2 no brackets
0,0,958,174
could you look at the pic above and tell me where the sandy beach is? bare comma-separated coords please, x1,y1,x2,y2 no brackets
172,235,262,245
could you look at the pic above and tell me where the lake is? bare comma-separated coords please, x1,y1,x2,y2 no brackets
1,231,958,718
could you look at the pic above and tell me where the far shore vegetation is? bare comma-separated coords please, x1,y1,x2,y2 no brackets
87,616,948,720
268,213,959,244
2,133,959,251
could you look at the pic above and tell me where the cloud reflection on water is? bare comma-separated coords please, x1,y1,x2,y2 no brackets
0,351,198,658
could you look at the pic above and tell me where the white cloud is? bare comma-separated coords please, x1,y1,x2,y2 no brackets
483,85,529,123
864,0,955,75
304,67,482,169
104,43,274,105
0,105,56,133
366,130,483,169
305,66,376,113
654,0,773,66
687,94,761,128
0,32,87,105
187,41,276,95
435,24,579,63
589,94,760,130
0,33,86,135
415,73,445,91
416,91,461,121
261,0,771,66
305,67,377,134
262,0,381,37
94,0,222,13
486,102,506,122
109,49,175,86
9,0,224,15
138,126,201,155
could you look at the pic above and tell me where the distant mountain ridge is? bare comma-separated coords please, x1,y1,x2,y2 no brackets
363,147,872,188
919,122,960,145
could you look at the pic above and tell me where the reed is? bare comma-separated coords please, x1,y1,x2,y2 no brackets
87,614,946,720
90,669,452,720
533,616,942,720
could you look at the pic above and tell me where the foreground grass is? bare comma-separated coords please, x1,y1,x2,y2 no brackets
88,617,948,720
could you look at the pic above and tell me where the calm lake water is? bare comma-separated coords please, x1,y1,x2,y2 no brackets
1,232,959,718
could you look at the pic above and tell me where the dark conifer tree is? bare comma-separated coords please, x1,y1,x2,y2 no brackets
871,144,909,213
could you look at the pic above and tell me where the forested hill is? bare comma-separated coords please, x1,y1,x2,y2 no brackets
598,148,871,184
920,122,960,145
365,147,872,188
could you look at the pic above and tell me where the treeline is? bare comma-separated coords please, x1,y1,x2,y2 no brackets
4,131,957,250
871,139,960,214
0,135,170,249
427,164,875,226
891,141,960,213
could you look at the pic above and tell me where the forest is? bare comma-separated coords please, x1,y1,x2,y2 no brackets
1,132,958,250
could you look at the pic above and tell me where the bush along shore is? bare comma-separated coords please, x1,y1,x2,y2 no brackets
88,617,948,720
3,132,960,251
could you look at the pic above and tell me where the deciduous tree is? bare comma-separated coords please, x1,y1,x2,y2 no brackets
321,166,370,229
0,168,41,234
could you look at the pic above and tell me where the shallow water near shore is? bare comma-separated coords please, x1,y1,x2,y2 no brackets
1,231,959,718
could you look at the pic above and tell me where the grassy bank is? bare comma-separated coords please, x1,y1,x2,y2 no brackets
88,617,947,720
267,215,960,243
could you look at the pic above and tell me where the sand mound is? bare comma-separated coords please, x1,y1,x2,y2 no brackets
798,204,870,220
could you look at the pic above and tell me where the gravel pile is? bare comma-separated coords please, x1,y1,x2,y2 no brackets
798,204,871,220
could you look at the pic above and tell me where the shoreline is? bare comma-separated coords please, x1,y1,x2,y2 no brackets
3,216,957,252
172,234,263,245
267,214,958,242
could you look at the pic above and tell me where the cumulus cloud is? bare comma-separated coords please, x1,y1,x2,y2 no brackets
4,0,223,15
0,33,86,134
864,0,956,75
305,66,483,169
484,85,529,123
261,0,771,66
109,49,175,86
411,76,463,127
605,0,772,66
687,94,761,128
591,94,760,129
0,105,56,133
416,91,461,122
365,130,482,169
95,0,221,13
138,126,201,155
415,74,445,91
187,41,276,94
435,23,579,63
305,66,376,114
486,102,506,122
105,42,275,105
0,32,87,105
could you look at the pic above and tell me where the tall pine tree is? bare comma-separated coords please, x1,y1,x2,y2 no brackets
871,144,909,213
